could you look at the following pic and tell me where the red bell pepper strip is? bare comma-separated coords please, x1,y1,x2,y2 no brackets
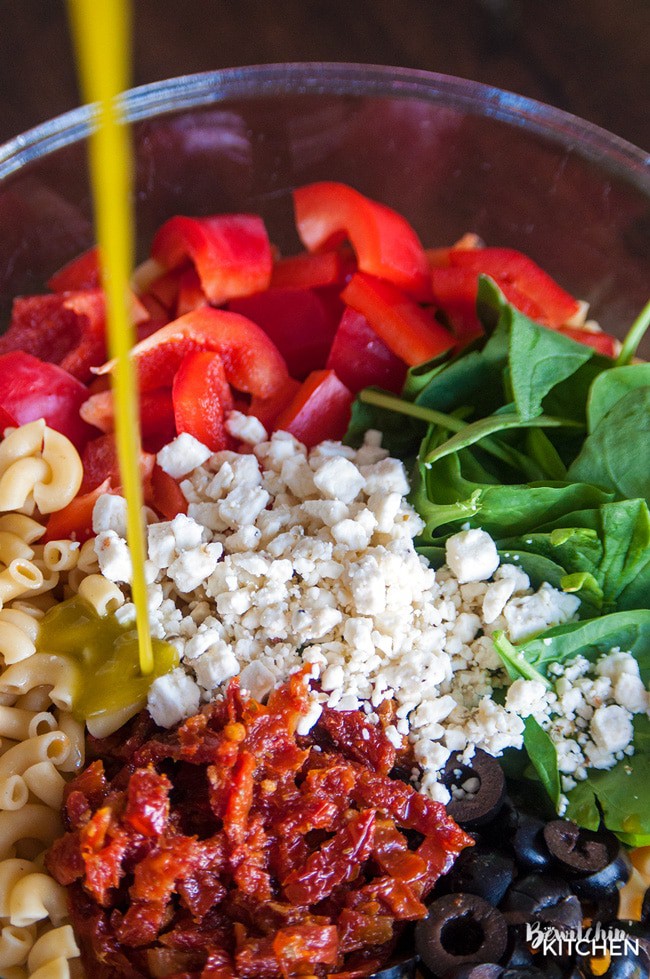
270,249,354,290
146,464,188,520
96,308,290,399
249,377,301,432
171,351,234,452
1,289,149,383
229,287,340,380
80,434,155,493
293,181,431,300
341,272,454,367
150,214,273,305
176,266,208,316
326,307,407,394
444,247,581,327
273,369,354,447
0,351,97,450
43,478,112,543
80,388,177,453
555,325,618,357
47,245,102,292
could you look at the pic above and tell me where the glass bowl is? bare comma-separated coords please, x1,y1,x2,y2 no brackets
0,63,648,346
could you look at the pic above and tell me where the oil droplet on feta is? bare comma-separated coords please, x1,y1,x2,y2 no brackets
36,597,178,724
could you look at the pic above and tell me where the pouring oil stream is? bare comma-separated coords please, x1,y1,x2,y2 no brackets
67,0,153,675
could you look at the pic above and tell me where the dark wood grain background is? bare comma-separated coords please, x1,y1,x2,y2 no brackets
1,0,648,151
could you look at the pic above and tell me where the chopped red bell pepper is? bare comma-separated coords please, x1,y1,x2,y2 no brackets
80,387,177,453
249,377,301,432
0,351,97,450
146,266,185,312
270,249,354,290
326,307,407,394
97,308,290,400
150,214,272,305
439,247,581,327
171,350,234,451
146,464,188,520
273,369,353,447
293,181,431,300
47,245,101,292
176,266,208,316
1,289,148,383
43,478,112,543
555,325,618,357
80,434,155,493
228,287,340,380
341,272,454,367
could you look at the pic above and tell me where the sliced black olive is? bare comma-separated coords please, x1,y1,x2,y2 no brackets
442,965,504,979
642,886,650,924
502,874,583,932
512,816,552,873
443,844,516,907
442,750,506,828
417,894,509,975
370,956,419,979
579,933,650,979
499,969,551,978
480,796,519,845
501,925,535,968
543,821,632,902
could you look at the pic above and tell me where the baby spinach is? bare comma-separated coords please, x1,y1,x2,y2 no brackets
508,311,593,420
568,387,650,503
494,611,650,681
523,717,561,809
565,714,650,845
587,362,650,431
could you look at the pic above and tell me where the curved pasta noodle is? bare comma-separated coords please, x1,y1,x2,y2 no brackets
77,574,124,616
0,859,40,916
53,713,84,774
0,923,36,968
0,707,56,742
0,515,45,546
0,533,34,566
0,656,81,712
0,612,38,665
25,563,60,599
0,561,44,606
0,733,70,779
0,460,50,513
27,926,79,974
0,804,63,860
85,701,142,739
33,430,83,516
23,762,66,810
42,542,79,573
76,539,99,575
13,687,53,713
0,775,28,811
0,422,45,476
9,873,68,928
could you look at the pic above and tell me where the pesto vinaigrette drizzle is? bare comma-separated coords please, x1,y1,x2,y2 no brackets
67,0,153,674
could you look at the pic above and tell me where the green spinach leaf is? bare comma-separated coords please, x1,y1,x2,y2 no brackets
524,717,561,808
568,387,650,503
565,714,650,842
588,363,650,431
509,311,593,420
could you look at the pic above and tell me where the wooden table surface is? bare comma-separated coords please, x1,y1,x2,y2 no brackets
0,0,648,152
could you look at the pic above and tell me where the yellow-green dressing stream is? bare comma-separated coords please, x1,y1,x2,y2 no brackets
36,598,178,724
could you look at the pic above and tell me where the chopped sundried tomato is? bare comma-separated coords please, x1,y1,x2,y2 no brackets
47,674,472,977
124,767,170,837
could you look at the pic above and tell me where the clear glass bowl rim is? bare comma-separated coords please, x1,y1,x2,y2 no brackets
0,62,648,189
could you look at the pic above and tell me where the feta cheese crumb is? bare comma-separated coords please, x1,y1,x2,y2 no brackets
148,668,201,727
157,433,212,478
445,529,499,583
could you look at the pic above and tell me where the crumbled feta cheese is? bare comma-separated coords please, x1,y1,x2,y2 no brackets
445,529,499,583
148,668,201,727
590,704,633,754
157,433,212,478
225,410,268,445
312,456,365,503
92,494,129,537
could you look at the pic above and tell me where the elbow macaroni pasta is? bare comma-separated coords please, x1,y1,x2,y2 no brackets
0,421,155,975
